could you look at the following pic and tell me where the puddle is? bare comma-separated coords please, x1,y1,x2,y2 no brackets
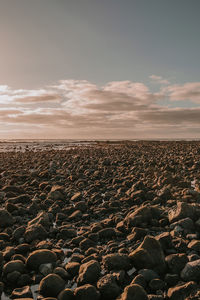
127,266,137,276
62,256,71,265
191,179,196,189
30,284,40,300
1,292,10,300
53,222,57,228
71,282,77,290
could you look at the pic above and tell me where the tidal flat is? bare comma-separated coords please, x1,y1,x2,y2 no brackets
1,141,200,299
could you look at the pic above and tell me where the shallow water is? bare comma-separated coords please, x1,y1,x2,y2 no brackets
0,140,97,152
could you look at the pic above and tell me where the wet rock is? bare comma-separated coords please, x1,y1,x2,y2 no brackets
58,288,75,300
79,238,95,251
77,260,100,285
11,285,32,298
149,278,165,290
181,259,200,281
165,253,188,274
65,262,80,277
25,224,48,243
3,260,26,276
74,284,100,300
131,274,146,289
167,281,197,300
28,211,50,228
188,240,200,252
39,273,65,297
98,228,116,239
168,202,194,223
103,253,131,271
48,185,65,200
138,269,159,282
0,209,13,227
97,274,121,299
26,249,57,270
129,236,166,274
118,284,148,300
155,232,173,250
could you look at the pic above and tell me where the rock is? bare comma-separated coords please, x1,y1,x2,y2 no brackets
39,273,65,297
188,240,200,252
118,284,148,300
28,211,50,228
168,202,194,223
11,285,32,298
24,224,48,242
98,228,116,239
8,194,30,204
48,185,65,200
26,249,57,270
181,259,200,281
0,209,13,227
97,274,121,299
138,269,159,282
71,192,81,202
148,295,164,300
74,284,100,300
165,253,188,274
79,238,95,251
129,236,166,274
3,260,25,275
131,274,146,289
58,288,75,300
170,217,194,231
125,205,163,227
164,273,179,287
125,206,152,227
155,232,173,250
77,260,100,285
149,278,165,290
167,281,197,300
103,253,131,271
130,227,148,241
65,262,80,277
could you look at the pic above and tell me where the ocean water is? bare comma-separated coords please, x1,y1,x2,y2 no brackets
0,139,97,152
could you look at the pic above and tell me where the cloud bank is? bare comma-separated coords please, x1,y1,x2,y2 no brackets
0,77,200,139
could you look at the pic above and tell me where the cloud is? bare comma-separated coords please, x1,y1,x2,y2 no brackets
164,82,200,103
139,108,200,125
1,77,200,139
150,75,170,85
15,94,61,103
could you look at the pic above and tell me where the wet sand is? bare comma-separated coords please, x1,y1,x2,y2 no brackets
1,141,200,299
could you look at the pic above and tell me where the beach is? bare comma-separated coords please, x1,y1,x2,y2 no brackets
1,141,200,299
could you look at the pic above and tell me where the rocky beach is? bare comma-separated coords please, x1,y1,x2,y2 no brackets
1,141,200,299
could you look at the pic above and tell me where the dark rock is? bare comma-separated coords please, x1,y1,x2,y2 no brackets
181,259,200,281
167,281,197,300
25,224,48,243
74,284,100,300
103,253,131,271
3,260,25,275
165,253,188,274
129,236,166,274
118,284,148,300
58,288,75,300
149,278,165,290
39,273,65,297
65,262,80,277
97,274,121,300
168,202,194,223
0,209,13,227
26,249,57,270
11,285,32,298
77,260,100,285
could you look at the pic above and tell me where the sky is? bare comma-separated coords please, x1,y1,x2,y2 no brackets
0,0,200,139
